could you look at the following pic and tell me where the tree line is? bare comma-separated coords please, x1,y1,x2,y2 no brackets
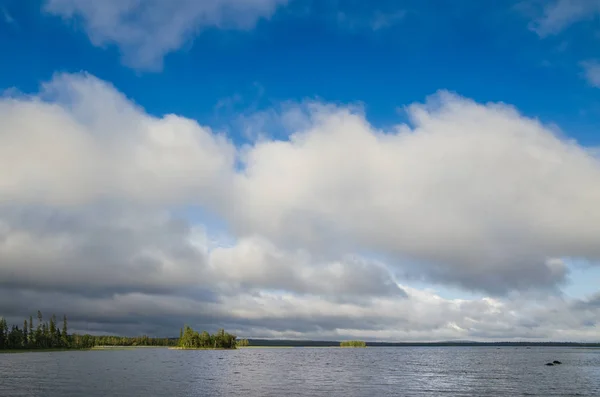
0,312,245,351
0,311,177,350
0,311,69,350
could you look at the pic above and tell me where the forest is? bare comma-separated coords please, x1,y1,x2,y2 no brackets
0,311,176,350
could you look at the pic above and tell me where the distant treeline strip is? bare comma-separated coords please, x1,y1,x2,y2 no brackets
246,339,600,347
0,311,177,350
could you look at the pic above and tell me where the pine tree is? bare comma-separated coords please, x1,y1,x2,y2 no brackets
49,314,57,347
42,323,48,348
23,320,28,348
62,315,69,347
36,311,43,347
0,318,7,349
29,315,33,346
8,325,19,349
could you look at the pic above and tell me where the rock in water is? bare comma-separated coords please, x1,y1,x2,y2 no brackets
553,360,562,364
545,363,554,366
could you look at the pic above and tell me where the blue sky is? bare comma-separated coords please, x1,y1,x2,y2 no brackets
1,0,600,340
2,0,599,145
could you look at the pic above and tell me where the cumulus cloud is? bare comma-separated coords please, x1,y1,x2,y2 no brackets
0,73,235,206
0,206,403,302
2,72,600,339
43,0,288,69
526,0,600,37
0,205,211,296
230,96,600,293
208,236,406,299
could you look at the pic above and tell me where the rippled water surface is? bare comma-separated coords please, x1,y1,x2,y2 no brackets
1,347,599,396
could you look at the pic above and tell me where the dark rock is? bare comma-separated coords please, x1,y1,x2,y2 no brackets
553,360,562,364
545,363,554,366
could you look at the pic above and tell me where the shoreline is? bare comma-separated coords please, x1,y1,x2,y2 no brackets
3,344,599,354
169,347,237,350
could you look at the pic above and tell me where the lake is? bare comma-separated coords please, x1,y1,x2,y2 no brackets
1,347,599,396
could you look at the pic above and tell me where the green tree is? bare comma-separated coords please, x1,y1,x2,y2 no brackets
49,314,57,347
29,315,33,346
23,320,28,348
340,340,367,347
7,325,24,349
0,318,7,349
36,311,43,348
62,315,69,347
0,310,180,351
41,323,48,348
176,325,236,349
199,331,211,347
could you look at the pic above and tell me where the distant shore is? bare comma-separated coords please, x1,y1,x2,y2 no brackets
169,347,239,351
241,340,600,348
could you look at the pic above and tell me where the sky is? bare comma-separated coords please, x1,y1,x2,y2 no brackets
0,0,600,342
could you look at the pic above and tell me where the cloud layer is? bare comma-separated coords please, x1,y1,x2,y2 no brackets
0,73,234,206
2,73,600,340
44,0,288,69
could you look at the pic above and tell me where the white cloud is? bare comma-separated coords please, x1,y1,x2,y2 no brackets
5,74,600,296
527,0,600,37
208,236,405,298
229,95,600,293
581,60,600,87
0,205,401,301
2,72,600,339
44,0,288,70
0,73,235,206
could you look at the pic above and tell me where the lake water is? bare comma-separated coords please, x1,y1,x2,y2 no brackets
1,347,599,396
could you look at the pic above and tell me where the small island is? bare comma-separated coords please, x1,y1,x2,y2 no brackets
175,325,238,349
340,340,367,348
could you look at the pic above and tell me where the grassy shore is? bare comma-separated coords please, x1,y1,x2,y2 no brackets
92,346,168,350
1,346,171,354
238,346,294,349
238,346,353,349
